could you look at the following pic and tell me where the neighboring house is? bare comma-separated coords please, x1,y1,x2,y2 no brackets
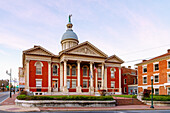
21,16,124,95
136,49,170,95
18,67,25,91
121,66,138,95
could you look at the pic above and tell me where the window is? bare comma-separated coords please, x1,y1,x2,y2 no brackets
131,72,136,75
154,75,159,83
143,76,147,84
72,80,76,88
53,65,58,75
89,80,90,87
133,78,136,84
168,61,170,69
168,73,170,83
36,80,42,87
155,88,159,95
124,79,127,84
67,80,70,88
72,66,76,76
168,88,170,95
154,63,159,71
124,87,127,93
98,68,101,78
83,80,87,88
143,66,147,73
98,81,101,89
35,62,43,75
110,68,115,78
111,81,115,88
83,67,88,76
67,66,70,76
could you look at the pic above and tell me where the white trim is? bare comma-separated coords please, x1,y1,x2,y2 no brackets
154,74,159,83
143,66,147,73
153,62,159,64
35,79,42,80
138,84,164,88
143,76,147,84
52,78,58,80
154,88,159,95
167,72,170,74
142,65,147,67
124,87,127,93
167,73,170,83
153,73,159,75
168,60,170,69
143,75,147,77
124,79,127,84
153,63,159,72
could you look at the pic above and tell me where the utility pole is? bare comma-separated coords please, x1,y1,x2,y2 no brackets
2,79,4,92
6,69,12,98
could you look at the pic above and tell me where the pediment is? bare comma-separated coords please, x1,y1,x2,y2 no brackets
64,41,108,57
23,46,54,56
106,55,124,63
107,57,121,62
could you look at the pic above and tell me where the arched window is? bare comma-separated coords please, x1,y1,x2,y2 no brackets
67,66,70,76
53,65,58,75
98,68,101,78
72,66,76,76
110,68,116,78
83,67,88,76
35,62,43,75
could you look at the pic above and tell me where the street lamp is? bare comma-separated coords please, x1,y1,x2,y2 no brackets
6,69,12,98
2,79,4,92
150,76,154,108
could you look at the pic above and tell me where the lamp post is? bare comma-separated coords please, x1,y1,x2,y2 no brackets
150,76,154,108
6,69,12,98
2,79,4,92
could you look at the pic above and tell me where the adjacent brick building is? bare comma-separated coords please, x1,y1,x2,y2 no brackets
121,66,138,95
136,49,170,95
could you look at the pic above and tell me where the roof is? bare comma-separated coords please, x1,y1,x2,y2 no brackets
136,51,170,66
61,29,78,41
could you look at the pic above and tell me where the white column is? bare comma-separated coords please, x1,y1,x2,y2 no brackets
48,62,51,92
95,68,98,92
63,60,68,92
119,67,122,94
104,67,107,90
89,62,94,93
76,60,81,93
26,60,30,92
101,63,104,89
60,63,63,91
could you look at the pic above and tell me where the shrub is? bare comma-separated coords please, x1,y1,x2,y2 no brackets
142,95,170,101
143,89,151,98
16,95,114,101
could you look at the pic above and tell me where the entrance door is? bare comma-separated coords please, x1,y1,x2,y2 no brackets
98,81,101,90
53,80,58,92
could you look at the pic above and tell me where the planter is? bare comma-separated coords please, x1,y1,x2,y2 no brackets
142,100,170,106
15,99,116,107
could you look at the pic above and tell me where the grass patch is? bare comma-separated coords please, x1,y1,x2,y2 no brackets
17,95,114,101
142,95,170,101
113,95,137,98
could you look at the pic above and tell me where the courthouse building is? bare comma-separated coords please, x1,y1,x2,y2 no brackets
136,49,170,95
21,16,124,95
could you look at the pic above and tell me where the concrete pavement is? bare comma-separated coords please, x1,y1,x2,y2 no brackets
0,92,9,104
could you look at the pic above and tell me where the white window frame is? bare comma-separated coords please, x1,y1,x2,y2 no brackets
36,79,42,88
124,79,127,84
67,65,70,76
83,66,88,77
143,65,147,73
83,80,88,88
35,62,43,75
168,87,170,95
167,72,170,83
98,68,101,78
111,81,115,88
167,59,170,69
153,62,159,71
154,73,159,83
72,65,76,76
72,79,76,88
143,75,147,84
154,88,159,95
124,87,127,93
110,68,116,78
52,64,59,76
133,78,136,84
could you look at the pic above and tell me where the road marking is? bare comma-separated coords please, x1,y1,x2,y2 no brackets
0,95,9,104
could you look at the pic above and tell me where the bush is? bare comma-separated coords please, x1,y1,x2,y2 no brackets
16,95,114,101
143,89,151,98
142,95,170,101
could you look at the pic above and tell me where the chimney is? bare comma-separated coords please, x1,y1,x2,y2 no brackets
168,49,170,53
128,66,131,69
143,59,147,62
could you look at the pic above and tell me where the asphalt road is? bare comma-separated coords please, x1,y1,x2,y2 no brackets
0,110,170,113
0,92,9,104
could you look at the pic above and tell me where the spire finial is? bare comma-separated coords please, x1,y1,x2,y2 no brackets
69,14,72,22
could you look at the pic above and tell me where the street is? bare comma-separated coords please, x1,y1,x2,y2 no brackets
0,110,170,113
0,92,9,104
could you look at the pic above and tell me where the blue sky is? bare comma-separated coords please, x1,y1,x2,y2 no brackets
0,0,170,81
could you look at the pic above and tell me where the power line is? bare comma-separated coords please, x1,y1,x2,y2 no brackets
124,56,153,63
120,44,170,56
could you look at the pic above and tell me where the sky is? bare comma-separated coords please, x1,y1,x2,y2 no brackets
0,0,170,82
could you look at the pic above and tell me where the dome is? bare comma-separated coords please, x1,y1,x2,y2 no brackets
61,29,78,41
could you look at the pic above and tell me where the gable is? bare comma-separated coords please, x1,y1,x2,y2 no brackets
64,42,108,57
106,55,124,63
107,57,121,62
23,46,54,56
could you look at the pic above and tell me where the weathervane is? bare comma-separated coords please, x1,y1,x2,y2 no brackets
69,14,72,22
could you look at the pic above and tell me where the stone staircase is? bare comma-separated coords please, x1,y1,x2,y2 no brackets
114,97,145,105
